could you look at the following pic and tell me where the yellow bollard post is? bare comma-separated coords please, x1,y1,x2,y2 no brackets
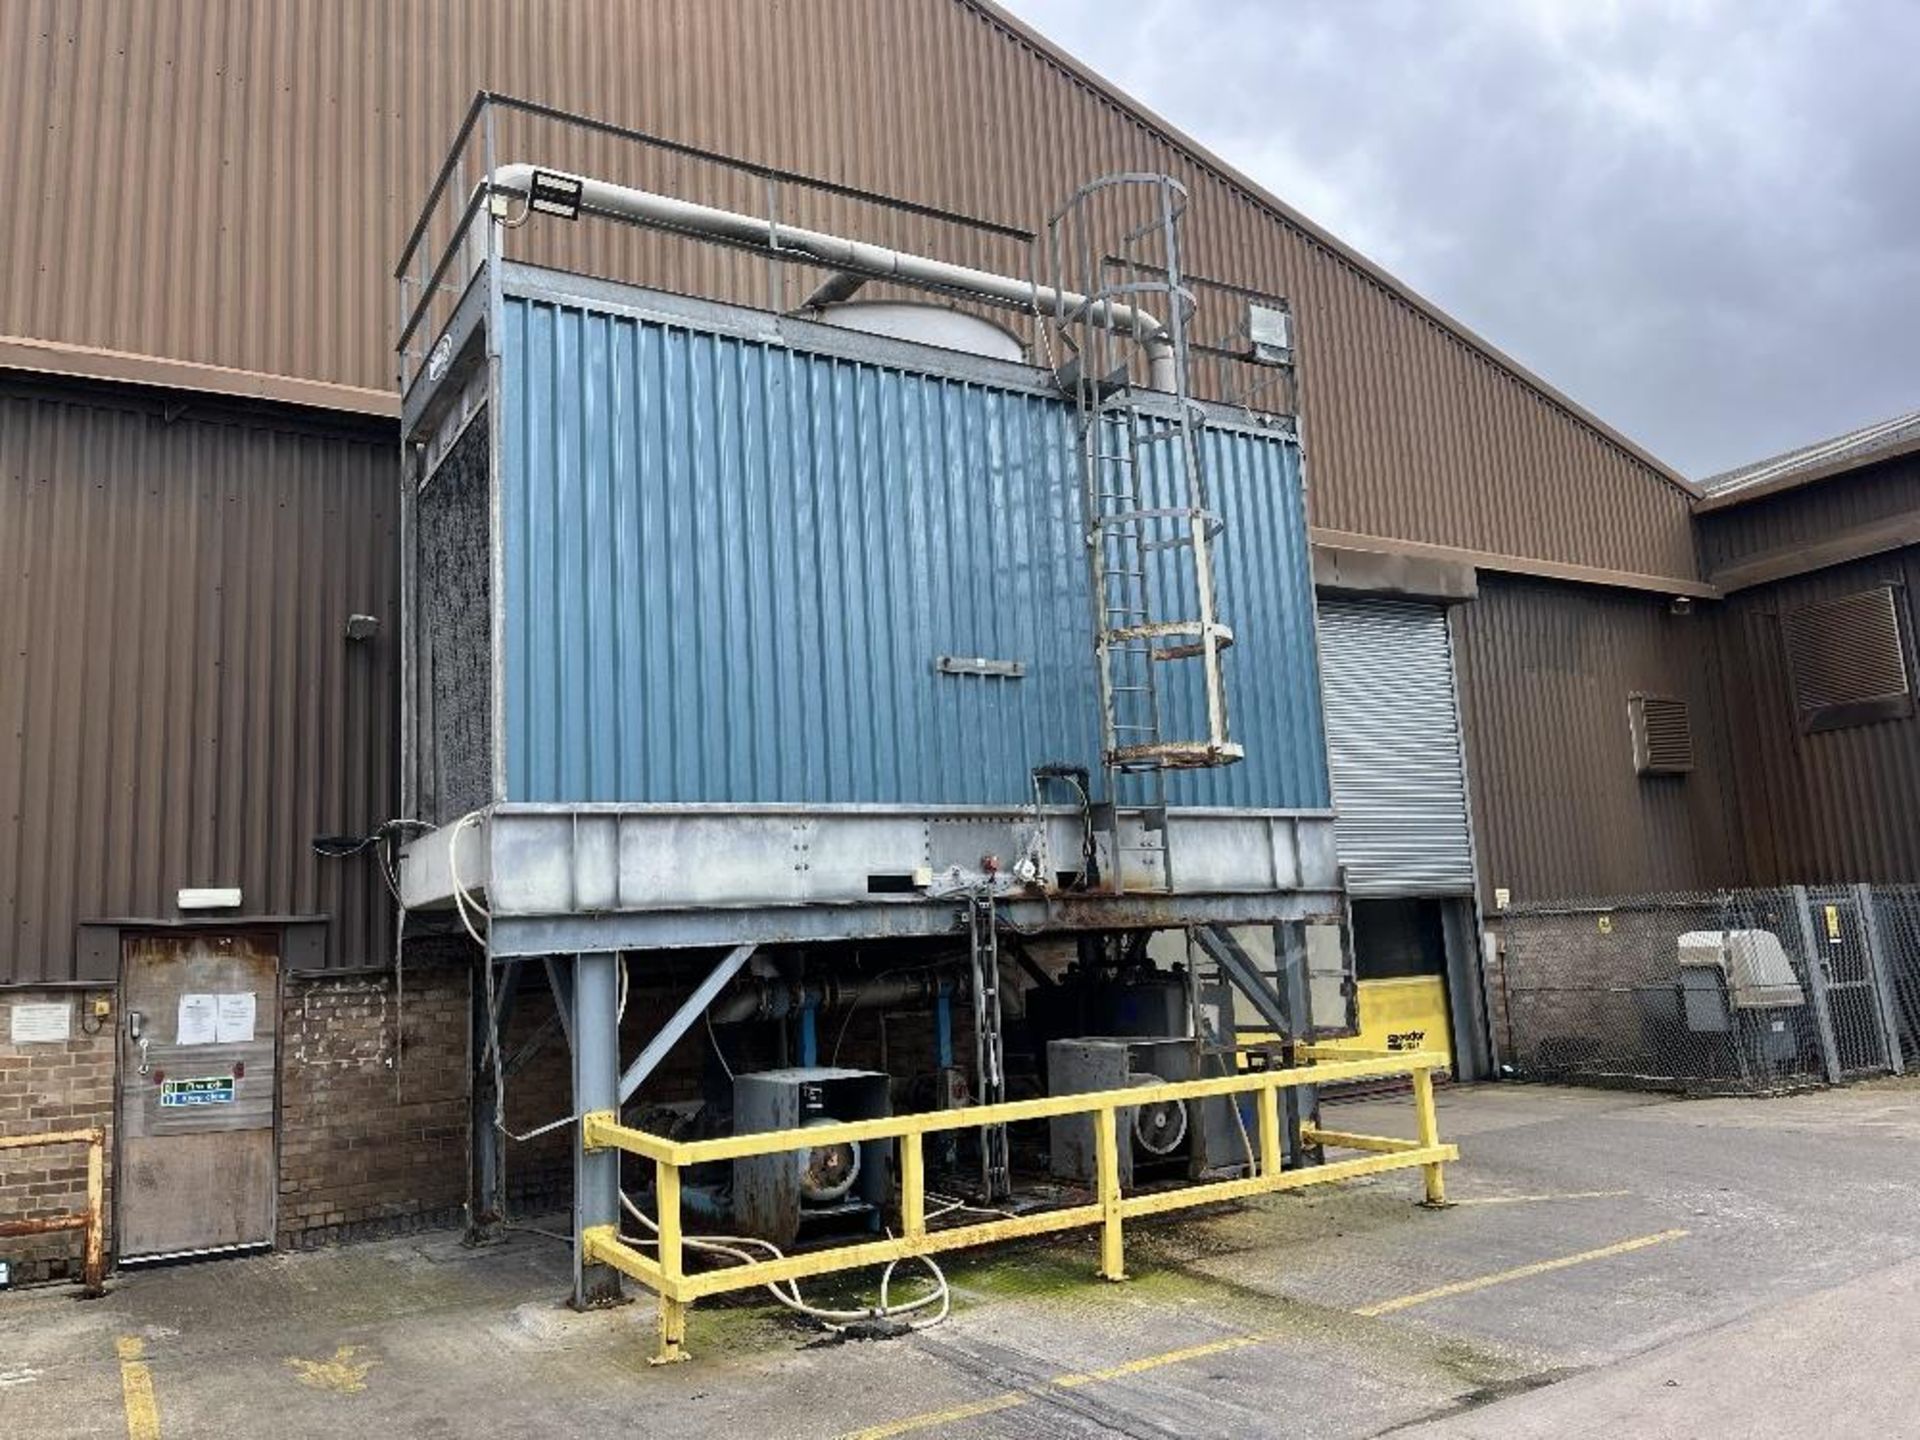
652,1158,692,1363
1256,1084,1283,1179
900,1132,926,1239
83,1128,105,1297
1095,1105,1126,1280
1412,1066,1449,1208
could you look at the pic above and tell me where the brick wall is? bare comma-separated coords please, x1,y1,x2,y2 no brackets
0,989,115,1284
277,959,470,1247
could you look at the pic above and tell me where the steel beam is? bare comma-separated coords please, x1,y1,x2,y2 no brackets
1196,925,1290,1034
544,956,574,1054
617,944,756,1104
571,952,624,1308
399,804,1343,917
487,888,1340,958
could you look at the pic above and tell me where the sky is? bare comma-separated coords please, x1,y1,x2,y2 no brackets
998,0,1920,480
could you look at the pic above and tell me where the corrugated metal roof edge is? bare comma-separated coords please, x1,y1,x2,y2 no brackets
0,334,399,421
1694,431,1920,514
1312,526,1716,599
968,0,1699,503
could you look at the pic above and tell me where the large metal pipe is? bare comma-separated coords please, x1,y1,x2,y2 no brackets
478,164,1177,389
709,969,960,1026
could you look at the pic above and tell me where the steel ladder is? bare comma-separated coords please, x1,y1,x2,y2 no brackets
1047,174,1243,892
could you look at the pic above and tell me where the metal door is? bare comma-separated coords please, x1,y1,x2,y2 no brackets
117,931,280,1260
1793,889,1895,1079
1316,598,1476,897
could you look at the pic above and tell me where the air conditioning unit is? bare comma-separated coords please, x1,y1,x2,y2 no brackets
1045,1038,1253,1188
1676,930,1805,1010
731,1068,893,1248
1670,930,1808,1072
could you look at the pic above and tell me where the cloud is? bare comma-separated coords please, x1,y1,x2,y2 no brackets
999,0,1920,476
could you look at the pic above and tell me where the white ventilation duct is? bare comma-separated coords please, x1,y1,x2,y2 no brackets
474,164,1177,390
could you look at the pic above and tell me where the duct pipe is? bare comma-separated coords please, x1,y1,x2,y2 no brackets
475,165,1177,390
709,970,961,1026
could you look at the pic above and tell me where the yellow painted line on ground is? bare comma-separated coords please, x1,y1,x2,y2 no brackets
1053,1333,1261,1388
1352,1228,1690,1317
842,1391,1028,1439
116,1337,160,1440
1448,1189,1634,1207
836,1227,1692,1439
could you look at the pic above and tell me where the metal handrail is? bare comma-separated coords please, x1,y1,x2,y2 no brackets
0,1126,107,1296
395,91,1038,378
394,89,492,283
582,1047,1454,1364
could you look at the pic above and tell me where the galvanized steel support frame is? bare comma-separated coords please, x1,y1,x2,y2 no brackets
618,944,756,1104
571,952,625,1309
466,959,515,1244
400,805,1344,957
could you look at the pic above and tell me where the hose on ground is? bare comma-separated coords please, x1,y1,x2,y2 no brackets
618,1190,950,1332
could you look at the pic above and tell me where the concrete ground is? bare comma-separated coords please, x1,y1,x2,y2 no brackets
5,1079,1920,1439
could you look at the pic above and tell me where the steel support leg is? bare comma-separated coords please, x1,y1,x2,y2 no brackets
572,952,624,1309
467,959,518,1244
1275,922,1319,1165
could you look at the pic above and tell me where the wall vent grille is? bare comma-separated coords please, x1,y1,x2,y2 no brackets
1629,694,1694,775
1781,586,1914,733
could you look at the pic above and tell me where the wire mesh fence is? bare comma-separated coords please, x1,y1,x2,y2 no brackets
1496,886,1919,1095
1872,886,1920,1068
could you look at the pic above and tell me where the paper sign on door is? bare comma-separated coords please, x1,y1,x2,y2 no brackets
215,992,256,1044
176,994,218,1045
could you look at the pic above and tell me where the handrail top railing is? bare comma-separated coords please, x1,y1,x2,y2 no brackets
397,90,1034,286
585,1048,1447,1167
0,1126,105,1151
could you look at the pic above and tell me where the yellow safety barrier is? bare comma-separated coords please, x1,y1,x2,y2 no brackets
0,1126,107,1296
582,1046,1456,1363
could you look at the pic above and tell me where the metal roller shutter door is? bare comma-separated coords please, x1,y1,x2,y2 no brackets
1317,597,1476,896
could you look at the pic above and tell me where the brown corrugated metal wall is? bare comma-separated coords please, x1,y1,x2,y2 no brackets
1699,454,1920,576
0,0,1699,582
1698,462,1920,883
1713,550,1920,884
0,378,396,983
1452,575,1741,906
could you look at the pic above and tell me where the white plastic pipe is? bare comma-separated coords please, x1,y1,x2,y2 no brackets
477,164,1176,389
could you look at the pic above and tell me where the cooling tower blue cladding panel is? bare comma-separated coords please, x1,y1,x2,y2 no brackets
498,294,1330,810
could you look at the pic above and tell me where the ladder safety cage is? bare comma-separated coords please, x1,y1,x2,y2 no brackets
1044,174,1244,848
